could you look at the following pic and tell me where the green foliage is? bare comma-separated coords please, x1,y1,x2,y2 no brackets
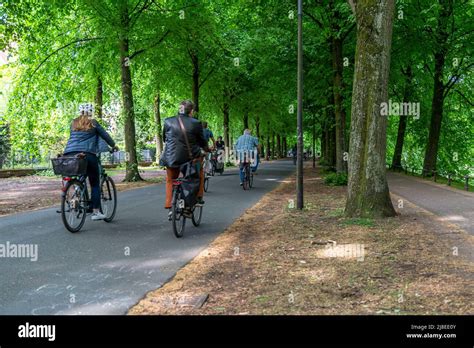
0,0,472,180
36,168,58,177
324,172,348,186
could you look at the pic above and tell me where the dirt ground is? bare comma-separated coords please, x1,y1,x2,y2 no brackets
129,165,473,315
0,170,165,216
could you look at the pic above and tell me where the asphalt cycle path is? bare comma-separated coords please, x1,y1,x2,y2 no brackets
387,172,474,235
0,160,295,314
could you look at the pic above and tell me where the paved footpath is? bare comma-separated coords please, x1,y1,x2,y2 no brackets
0,160,295,314
387,172,474,235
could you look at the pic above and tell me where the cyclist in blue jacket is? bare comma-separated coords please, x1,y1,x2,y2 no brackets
64,103,118,221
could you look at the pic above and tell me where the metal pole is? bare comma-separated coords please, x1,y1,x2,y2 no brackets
297,0,304,209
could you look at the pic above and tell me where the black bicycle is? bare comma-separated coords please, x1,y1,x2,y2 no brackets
170,177,203,238
203,153,213,192
211,149,225,175
56,153,117,233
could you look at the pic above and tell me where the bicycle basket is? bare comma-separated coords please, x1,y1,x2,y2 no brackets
51,156,88,176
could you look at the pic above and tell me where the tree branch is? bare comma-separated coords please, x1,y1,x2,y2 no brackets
341,22,356,42
303,10,324,29
129,0,153,28
199,63,218,88
453,89,474,106
129,30,171,60
443,60,473,99
30,37,104,78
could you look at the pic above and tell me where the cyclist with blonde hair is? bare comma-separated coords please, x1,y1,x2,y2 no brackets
63,103,118,221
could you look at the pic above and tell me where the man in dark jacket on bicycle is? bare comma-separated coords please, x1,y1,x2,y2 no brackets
161,100,209,218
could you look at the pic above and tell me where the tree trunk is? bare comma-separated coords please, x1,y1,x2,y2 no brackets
243,109,249,131
332,37,347,173
276,134,281,158
391,65,413,170
321,125,326,162
255,117,260,138
345,0,396,218
326,97,337,168
329,124,336,168
423,0,452,175
191,52,200,117
154,91,163,161
223,100,230,156
95,76,103,120
271,132,275,159
119,2,142,182
266,122,271,160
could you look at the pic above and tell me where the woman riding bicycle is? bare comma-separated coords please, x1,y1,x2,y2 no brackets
63,103,118,221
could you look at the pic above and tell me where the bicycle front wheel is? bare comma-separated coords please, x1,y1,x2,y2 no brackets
100,176,117,223
204,177,209,192
61,180,87,233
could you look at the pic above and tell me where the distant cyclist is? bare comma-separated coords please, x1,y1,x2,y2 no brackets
202,122,215,149
215,136,225,150
234,129,260,186
63,103,118,221
291,144,297,165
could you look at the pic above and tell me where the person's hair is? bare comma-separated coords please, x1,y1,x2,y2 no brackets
179,100,194,115
72,115,93,131
244,129,251,135
202,121,208,128
218,136,222,139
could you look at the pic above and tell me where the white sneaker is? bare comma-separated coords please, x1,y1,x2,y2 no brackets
91,212,106,221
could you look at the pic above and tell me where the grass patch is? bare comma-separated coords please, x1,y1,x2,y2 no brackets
35,169,59,177
324,172,348,186
327,208,345,217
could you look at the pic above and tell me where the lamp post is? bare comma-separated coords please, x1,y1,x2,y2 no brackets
297,0,304,210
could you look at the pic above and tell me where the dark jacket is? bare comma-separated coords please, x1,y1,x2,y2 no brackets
64,119,115,155
161,114,208,168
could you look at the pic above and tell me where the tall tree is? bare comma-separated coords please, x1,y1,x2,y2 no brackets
422,0,473,174
391,65,413,169
153,90,163,160
118,0,142,181
345,0,396,218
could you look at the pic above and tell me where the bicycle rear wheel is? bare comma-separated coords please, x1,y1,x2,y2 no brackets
192,204,203,226
242,165,250,190
61,180,87,233
204,177,209,192
171,188,186,238
100,176,117,222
